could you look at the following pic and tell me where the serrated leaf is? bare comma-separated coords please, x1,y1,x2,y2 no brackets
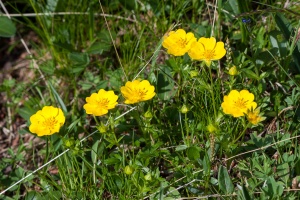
218,165,234,194
0,17,16,37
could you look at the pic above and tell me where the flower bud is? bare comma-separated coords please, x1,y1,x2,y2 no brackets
207,123,217,133
228,66,238,76
144,173,152,181
144,110,153,119
180,105,189,114
124,165,134,175
97,123,107,134
190,70,198,78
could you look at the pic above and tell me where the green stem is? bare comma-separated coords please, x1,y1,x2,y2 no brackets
93,115,100,126
233,122,251,144
210,133,215,161
132,107,146,137
179,112,188,146
208,66,217,120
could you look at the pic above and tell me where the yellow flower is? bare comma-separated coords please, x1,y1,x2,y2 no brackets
188,37,226,67
83,89,118,116
29,106,65,137
221,90,257,117
121,80,155,104
228,66,238,76
162,29,197,56
246,108,266,125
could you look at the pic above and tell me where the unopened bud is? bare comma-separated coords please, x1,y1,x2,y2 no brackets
190,70,198,78
228,66,238,76
207,124,217,133
124,165,134,175
180,105,189,114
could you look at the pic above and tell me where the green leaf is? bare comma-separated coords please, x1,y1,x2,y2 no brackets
103,157,121,165
186,146,200,160
175,145,187,151
68,52,90,66
24,191,42,200
228,0,239,15
156,67,177,101
218,165,234,194
86,41,111,54
91,140,99,164
276,163,290,184
241,68,260,80
68,52,90,74
237,184,251,200
0,17,16,37
119,0,137,11
275,13,300,73
48,81,67,115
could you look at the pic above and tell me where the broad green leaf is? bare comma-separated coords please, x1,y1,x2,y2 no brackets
186,146,200,160
241,68,260,80
228,0,239,15
68,52,90,74
68,52,90,66
218,165,234,194
237,184,251,200
86,41,111,54
46,0,60,12
24,191,42,200
276,163,290,184
156,67,177,101
103,157,120,165
0,17,16,37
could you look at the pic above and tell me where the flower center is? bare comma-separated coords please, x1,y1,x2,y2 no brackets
133,89,147,100
177,38,188,48
203,50,215,60
43,117,58,131
97,98,109,108
234,98,247,109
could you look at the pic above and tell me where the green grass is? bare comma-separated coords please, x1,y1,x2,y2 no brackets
1,0,300,199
